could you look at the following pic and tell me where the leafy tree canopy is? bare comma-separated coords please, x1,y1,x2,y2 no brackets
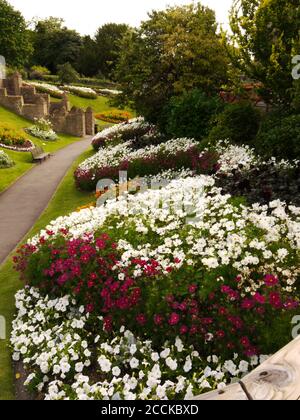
115,2,229,123
229,0,300,106
31,17,83,73
0,0,32,67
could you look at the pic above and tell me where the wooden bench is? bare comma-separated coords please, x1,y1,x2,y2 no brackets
193,335,300,400
31,146,51,163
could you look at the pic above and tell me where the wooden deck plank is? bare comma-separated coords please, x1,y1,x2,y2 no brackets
193,336,300,400
242,335,300,400
192,382,249,400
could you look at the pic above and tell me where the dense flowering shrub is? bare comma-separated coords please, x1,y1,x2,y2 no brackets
63,85,97,99
28,82,64,99
26,118,58,142
11,287,268,400
212,141,300,206
14,176,300,357
0,150,14,168
95,110,133,124
92,118,154,151
0,125,34,151
75,138,218,191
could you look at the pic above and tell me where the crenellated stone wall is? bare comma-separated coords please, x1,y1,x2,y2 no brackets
0,73,95,137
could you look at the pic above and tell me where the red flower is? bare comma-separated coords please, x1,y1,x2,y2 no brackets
265,274,279,287
188,284,197,294
241,298,255,310
169,313,180,326
269,292,282,309
254,293,266,305
216,330,225,339
86,303,94,313
136,313,147,325
154,314,163,326
240,336,250,348
180,325,188,334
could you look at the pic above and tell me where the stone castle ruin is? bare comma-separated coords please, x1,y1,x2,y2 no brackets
0,73,95,137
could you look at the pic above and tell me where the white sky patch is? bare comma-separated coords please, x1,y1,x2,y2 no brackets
8,0,232,35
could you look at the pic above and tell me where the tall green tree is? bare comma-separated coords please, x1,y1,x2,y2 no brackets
0,0,32,67
31,17,83,73
76,36,99,77
229,0,300,106
115,3,229,123
94,23,130,78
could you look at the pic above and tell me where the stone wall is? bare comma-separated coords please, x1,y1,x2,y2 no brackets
0,73,95,137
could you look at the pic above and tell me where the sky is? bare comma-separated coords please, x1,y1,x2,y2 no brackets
8,0,232,36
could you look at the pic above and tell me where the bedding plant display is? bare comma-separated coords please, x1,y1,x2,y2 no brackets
95,110,133,124
26,118,58,142
28,82,65,99
0,125,34,151
10,115,300,400
63,85,98,99
91,117,156,151
97,88,122,97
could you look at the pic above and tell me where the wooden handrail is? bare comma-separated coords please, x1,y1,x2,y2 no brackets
193,335,300,400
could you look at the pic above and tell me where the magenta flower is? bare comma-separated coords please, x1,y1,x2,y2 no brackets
169,313,180,326
265,274,279,287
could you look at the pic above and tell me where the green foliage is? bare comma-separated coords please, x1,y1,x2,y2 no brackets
162,89,223,139
0,150,14,168
31,17,83,73
94,24,130,79
208,102,261,145
229,0,300,106
254,112,300,160
0,0,32,67
29,65,50,80
57,62,79,85
116,3,229,123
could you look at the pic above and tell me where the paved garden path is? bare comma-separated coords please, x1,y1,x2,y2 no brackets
0,137,92,265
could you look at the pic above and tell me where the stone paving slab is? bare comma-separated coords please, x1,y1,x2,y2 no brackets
0,137,92,265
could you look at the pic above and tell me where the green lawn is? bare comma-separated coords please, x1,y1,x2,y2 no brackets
0,149,33,193
0,106,85,193
0,94,115,192
68,94,112,114
0,148,95,400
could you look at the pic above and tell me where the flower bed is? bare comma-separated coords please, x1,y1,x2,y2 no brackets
75,138,218,191
12,171,300,399
0,150,15,168
15,176,300,351
63,85,97,99
97,88,122,97
212,142,300,207
95,110,133,124
11,287,269,400
28,82,64,99
0,125,34,151
92,117,155,151
26,118,58,142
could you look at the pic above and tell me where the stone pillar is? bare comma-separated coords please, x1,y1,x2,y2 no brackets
62,92,70,112
85,107,95,136
10,72,22,95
